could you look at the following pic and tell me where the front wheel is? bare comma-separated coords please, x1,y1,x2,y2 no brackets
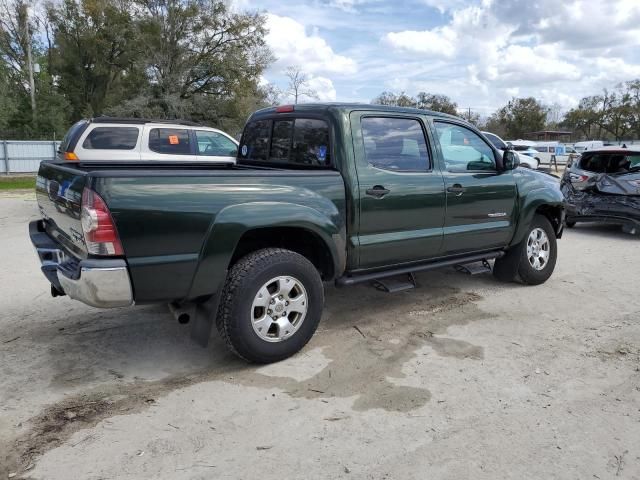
216,248,324,363
493,215,557,285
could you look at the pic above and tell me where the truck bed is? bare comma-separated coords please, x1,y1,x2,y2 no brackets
35,160,346,303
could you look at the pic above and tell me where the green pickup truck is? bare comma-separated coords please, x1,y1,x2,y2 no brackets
30,103,565,363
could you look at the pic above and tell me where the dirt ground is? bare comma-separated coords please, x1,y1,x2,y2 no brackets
1,190,639,479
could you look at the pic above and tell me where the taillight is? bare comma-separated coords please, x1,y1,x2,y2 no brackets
569,173,589,182
81,188,123,256
64,152,79,161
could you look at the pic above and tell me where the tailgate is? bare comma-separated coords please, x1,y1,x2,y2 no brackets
35,162,88,258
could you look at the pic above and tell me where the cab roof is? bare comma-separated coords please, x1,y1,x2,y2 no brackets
252,102,462,121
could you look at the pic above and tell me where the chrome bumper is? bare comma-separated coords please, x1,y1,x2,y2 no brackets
30,220,133,308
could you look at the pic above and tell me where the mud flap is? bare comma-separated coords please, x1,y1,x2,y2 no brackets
189,295,221,348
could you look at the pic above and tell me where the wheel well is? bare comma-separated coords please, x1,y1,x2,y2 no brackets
535,205,563,237
230,227,335,280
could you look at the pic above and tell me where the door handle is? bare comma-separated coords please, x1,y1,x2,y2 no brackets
447,184,466,196
365,185,390,198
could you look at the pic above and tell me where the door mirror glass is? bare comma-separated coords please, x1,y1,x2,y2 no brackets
503,150,519,170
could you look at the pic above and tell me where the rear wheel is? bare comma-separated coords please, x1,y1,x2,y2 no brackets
493,214,557,285
216,248,324,363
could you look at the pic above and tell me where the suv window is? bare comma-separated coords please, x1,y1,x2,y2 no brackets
148,128,191,155
195,130,237,157
82,127,138,150
434,122,496,171
239,118,331,167
361,117,430,171
483,132,506,149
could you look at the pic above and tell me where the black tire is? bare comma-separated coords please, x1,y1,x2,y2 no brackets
216,248,324,363
566,221,576,228
493,214,557,285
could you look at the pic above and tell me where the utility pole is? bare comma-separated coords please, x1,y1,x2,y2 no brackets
24,4,36,115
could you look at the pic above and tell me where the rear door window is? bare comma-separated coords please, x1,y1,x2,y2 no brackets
361,117,430,171
239,118,331,167
195,130,237,157
148,128,192,155
82,127,139,150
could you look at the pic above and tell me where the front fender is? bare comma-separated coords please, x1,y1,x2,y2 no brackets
512,187,565,245
187,202,345,299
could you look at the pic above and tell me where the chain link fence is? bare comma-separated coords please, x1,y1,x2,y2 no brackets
1,140,60,174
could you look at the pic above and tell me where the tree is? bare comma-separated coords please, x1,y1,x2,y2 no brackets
489,97,547,139
459,109,482,127
371,91,415,107
415,92,457,115
47,0,143,120
284,65,318,104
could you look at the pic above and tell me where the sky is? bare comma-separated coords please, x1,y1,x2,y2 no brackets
234,0,640,116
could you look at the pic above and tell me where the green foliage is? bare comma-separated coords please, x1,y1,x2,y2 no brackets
0,0,273,139
562,82,640,141
487,97,547,139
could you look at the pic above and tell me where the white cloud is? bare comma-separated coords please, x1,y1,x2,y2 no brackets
306,76,337,101
265,14,357,75
384,28,457,57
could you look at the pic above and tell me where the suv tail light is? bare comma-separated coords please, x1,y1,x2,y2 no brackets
81,188,123,256
569,173,589,183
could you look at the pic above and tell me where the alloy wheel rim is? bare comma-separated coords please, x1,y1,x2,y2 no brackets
526,227,550,271
250,276,308,342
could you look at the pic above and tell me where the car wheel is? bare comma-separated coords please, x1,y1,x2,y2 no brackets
493,214,557,285
216,248,324,363
566,221,576,228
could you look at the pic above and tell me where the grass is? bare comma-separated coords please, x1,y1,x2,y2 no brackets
0,176,36,190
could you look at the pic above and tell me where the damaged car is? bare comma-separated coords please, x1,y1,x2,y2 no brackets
561,146,640,234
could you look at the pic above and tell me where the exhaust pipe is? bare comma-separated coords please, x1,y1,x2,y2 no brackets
168,302,195,324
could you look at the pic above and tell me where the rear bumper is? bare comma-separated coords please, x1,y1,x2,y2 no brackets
29,220,133,308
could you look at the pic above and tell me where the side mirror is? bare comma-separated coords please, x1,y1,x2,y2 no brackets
503,150,519,170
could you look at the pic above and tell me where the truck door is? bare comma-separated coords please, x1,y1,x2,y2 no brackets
432,120,517,255
351,113,446,269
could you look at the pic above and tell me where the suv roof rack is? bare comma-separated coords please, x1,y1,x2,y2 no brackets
90,117,202,127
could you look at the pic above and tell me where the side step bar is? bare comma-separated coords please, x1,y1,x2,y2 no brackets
335,251,505,287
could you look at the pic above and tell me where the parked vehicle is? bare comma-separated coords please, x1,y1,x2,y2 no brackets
573,140,604,153
482,131,539,169
533,142,577,165
561,146,640,233
58,118,239,163
31,103,565,363
508,140,541,168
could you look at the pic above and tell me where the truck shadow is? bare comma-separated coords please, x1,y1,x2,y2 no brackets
5,269,495,475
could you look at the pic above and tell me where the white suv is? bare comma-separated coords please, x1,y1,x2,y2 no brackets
58,118,238,163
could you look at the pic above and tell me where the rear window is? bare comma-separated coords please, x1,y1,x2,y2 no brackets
60,120,89,152
82,127,139,150
239,118,331,167
580,153,640,173
148,128,191,155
